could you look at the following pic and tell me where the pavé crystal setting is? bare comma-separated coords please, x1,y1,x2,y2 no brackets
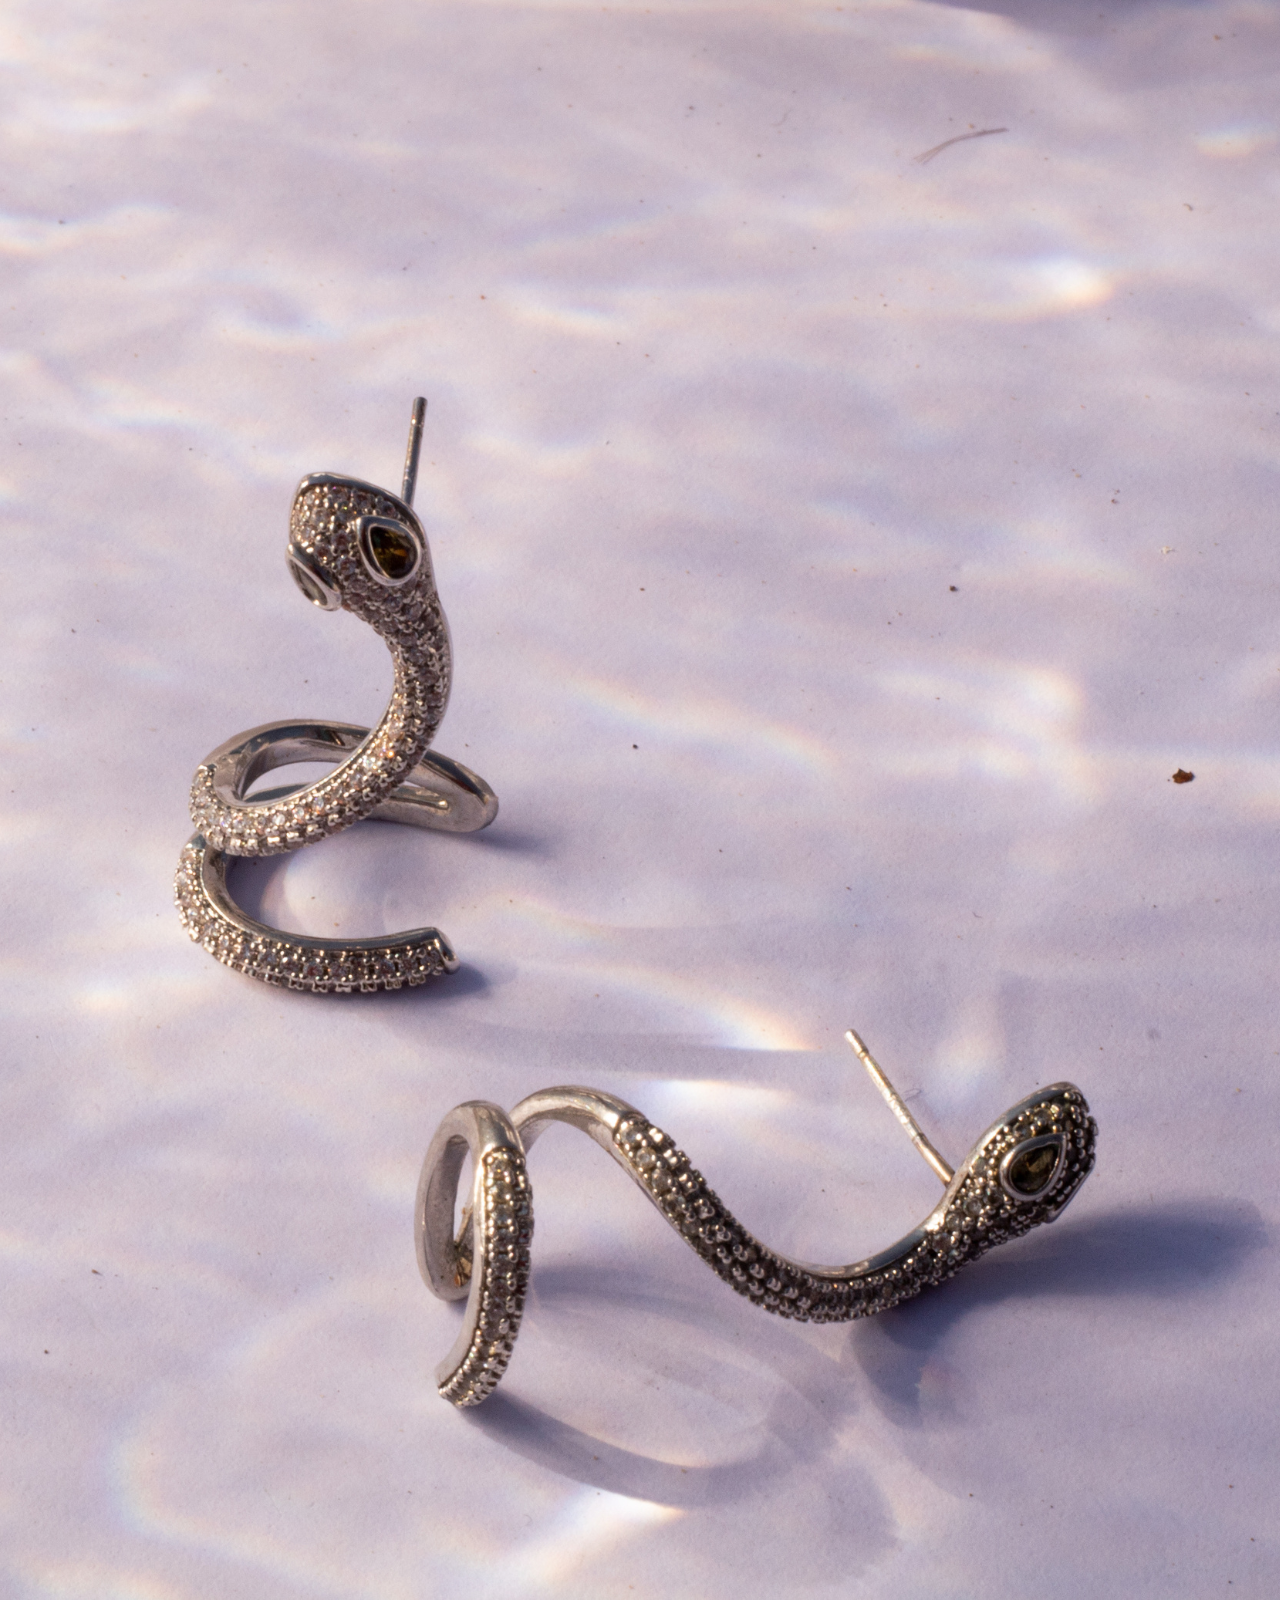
437,1148,532,1406
188,475,451,858
417,1046,1097,1406
416,1103,534,1407
174,838,457,992
176,400,498,992
609,1088,1095,1323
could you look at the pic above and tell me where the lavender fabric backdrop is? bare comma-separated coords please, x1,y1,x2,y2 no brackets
2,0,1276,1594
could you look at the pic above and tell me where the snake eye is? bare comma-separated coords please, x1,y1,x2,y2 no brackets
286,542,342,610
356,515,422,586
998,1133,1066,1202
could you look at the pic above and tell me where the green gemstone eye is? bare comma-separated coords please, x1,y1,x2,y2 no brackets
357,516,422,586
369,522,417,579
1008,1145,1056,1193
999,1135,1064,1200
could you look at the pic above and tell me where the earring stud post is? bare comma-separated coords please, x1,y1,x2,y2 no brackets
402,396,427,506
845,1028,955,1184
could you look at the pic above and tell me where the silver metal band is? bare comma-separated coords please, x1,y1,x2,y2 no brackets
175,835,457,992
414,1103,532,1407
194,719,498,847
175,720,497,992
416,1061,1097,1406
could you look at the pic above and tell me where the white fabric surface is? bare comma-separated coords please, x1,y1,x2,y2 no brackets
2,0,1277,1593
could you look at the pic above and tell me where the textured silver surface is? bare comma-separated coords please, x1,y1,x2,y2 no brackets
176,419,498,989
415,1103,533,1407
188,471,454,857
173,835,458,992
419,1081,1096,1405
602,1083,1096,1317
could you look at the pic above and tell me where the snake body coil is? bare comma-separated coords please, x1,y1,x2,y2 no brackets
417,1079,1097,1406
176,405,497,992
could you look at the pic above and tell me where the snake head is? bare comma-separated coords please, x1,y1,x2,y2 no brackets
992,1083,1096,1223
937,1082,1097,1246
284,471,441,637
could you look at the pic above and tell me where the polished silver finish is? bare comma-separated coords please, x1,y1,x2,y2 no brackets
844,1028,955,1183
402,396,427,506
286,541,342,610
178,405,498,989
514,1085,632,1159
415,1102,532,1406
417,1057,1097,1406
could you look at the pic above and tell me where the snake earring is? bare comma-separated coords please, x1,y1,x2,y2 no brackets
176,398,497,992
414,1030,1097,1406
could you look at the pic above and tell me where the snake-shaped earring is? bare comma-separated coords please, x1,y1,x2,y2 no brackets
415,1030,1096,1406
176,399,497,992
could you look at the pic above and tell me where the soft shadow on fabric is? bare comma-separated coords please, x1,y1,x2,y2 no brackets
461,824,557,858
454,1265,897,1582
923,0,1221,36
459,1265,845,1505
850,1199,1269,1422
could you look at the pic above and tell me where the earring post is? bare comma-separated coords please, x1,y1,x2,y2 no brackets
845,1028,954,1184
402,396,427,506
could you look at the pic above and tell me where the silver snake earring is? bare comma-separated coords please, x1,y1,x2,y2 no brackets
176,399,497,992
415,1030,1097,1406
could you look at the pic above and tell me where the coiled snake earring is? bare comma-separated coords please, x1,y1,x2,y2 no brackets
176,399,497,992
415,1029,1097,1406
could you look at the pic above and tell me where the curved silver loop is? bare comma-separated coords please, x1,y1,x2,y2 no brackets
194,720,498,849
174,838,458,993
178,405,500,989
419,1078,1096,1406
414,1103,532,1407
173,721,501,991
